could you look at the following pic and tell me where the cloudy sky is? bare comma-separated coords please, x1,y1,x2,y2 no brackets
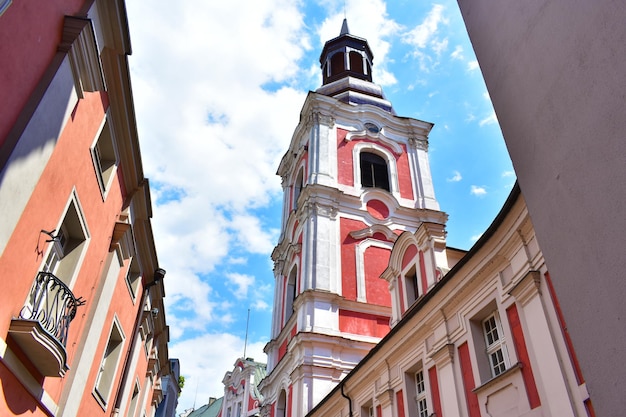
125,0,514,412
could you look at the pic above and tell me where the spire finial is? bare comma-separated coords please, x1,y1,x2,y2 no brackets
340,18,349,35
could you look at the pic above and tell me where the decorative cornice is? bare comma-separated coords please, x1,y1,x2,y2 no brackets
408,136,428,151
309,111,335,128
508,270,541,306
430,343,455,367
349,224,398,242
345,130,403,155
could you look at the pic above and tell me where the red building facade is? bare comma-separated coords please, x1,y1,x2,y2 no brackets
0,1,170,416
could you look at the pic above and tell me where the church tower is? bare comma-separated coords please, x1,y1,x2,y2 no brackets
260,20,450,417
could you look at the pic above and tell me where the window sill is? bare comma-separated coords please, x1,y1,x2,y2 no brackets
472,362,522,394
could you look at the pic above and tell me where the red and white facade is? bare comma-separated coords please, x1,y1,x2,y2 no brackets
0,1,170,416
219,358,266,417
307,186,593,417
261,19,592,417
260,21,458,417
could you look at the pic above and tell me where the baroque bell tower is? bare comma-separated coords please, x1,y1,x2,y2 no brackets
260,20,449,417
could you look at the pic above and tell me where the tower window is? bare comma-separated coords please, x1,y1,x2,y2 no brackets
349,51,364,74
330,52,345,77
285,267,297,323
360,152,390,191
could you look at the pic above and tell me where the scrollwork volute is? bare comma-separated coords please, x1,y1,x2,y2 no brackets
408,136,429,151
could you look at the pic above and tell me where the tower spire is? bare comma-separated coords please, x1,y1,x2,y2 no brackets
340,17,349,35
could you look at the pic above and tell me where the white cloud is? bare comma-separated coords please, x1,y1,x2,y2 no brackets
447,170,462,182
401,4,451,72
479,111,498,126
226,272,255,300
403,4,448,49
467,60,480,71
470,233,483,242
170,334,267,412
470,185,487,196
502,170,515,178
450,45,464,60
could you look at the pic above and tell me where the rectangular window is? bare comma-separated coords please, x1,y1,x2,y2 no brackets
94,320,125,408
415,370,428,417
91,118,118,195
483,313,508,377
127,380,140,417
125,258,141,300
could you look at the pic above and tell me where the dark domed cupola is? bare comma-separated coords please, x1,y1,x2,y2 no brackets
320,19,373,84
316,19,394,113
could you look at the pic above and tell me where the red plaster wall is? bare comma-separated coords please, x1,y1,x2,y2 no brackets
506,304,541,409
396,146,414,200
458,342,481,417
396,390,405,417
364,245,391,307
0,0,86,148
428,366,442,417
338,310,389,338
0,362,49,416
340,218,362,301
401,245,418,270
336,129,353,186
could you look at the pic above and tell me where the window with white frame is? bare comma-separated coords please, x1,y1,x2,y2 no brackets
415,370,428,417
41,197,89,286
483,313,508,377
293,168,304,210
91,118,118,195
126,380,140,417
404,265,420,307
284,266,297,323
236,402,242,417
94,320,126,407
360,151,390,191
125,258,141,300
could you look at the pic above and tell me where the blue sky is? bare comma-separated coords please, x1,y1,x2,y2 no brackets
126,0,514,412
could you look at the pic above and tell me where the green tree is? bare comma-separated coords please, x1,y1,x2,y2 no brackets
178,375,185,397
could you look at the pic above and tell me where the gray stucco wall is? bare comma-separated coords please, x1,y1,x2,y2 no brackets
456,0,626,414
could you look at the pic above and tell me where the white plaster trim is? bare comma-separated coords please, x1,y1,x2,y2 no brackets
345,130,403,155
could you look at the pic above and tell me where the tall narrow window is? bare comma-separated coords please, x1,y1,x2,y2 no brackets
360,152,390,191
285,267,297,322
91,119,118,195
126,381,140,417
94,321,125,407
404,266,419,306
294,168,304,210
415,370,428,417
349,51,364,74
330,52,345,77
483,313,508,377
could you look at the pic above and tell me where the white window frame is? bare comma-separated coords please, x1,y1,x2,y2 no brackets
482,313,509,377
91,116,118,198
94,317,126,409
415,369,428,417
352,143,399,197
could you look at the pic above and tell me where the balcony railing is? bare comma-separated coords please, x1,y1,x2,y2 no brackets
18,271,86,346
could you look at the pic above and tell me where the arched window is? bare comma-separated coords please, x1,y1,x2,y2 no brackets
349,51,364,74
404,265,419,306
293,168,304,210
285,266,297,322
360,152,390,191
330,52,345,77
276,390,287,417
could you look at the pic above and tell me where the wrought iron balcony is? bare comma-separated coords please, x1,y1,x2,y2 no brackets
8,271,86,377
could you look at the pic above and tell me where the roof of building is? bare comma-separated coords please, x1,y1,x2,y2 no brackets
185,397,223,417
